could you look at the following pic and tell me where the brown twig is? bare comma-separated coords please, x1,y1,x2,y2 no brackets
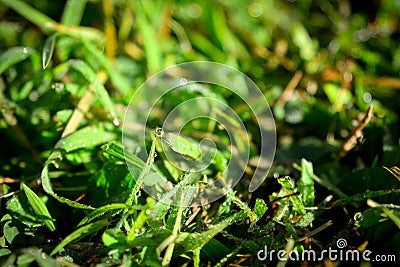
276,70,303,106
61,71,107,138
336,105,373,161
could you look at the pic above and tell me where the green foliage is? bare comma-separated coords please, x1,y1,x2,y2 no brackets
0,0,400,266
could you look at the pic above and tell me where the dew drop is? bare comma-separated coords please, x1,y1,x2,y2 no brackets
248,3,263,17
354,212,363,222
363,92,372,103
273,173,279,179
155,127,164,137
179,78,187,85
113,117,120,126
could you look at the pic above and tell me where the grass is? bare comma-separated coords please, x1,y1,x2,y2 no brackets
0,0,400,266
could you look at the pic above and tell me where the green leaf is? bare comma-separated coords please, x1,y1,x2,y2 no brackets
254,198,267,221
3,221,19,244
102,228,127,247
6,193,46,228
298,159,315,207
55,124,116,153
42,33,57,69
77,203,129,227
0,248,11,257
22,184,56,232
50,219,109,256
0,47,38,75
277,177,306,216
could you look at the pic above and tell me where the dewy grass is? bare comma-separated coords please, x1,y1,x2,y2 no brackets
1,0,400,266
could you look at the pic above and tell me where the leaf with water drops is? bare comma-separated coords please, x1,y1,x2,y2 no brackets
162,132,201,160
55,124,116,153
77,203,130,227
277,177,306,216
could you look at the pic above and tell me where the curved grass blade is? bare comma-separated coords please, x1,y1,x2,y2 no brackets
77,203,130,227
50,219,109,256
0,47,39,75
42,125,115,209
101,141,145,170
68,59,120,123
22,183,56,232
41,166,94,210
42,33,58,69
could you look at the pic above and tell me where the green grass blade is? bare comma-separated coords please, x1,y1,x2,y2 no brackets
162,133,202,160
331,189,400,207
80,38,131,96
61,0,87,26
42,33,58,69
136,1,162,74
77,203,130,227
41,166,94,210
0,47,38,75
101,141,146,170
21,184,56,232
177,210,246,252
367,199,400,229
0,0,55,31
50,219,109,256
42,125,115,209
69,59,120,122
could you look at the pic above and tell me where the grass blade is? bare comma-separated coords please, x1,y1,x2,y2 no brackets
42,33,58,69
0,0,55,31
42,125,115,209
50,219,109,256
0,47,38,75
69,59,120,122
55,124,116,153
22,184,56,232
77,203,130,227
41,166,94,210
367,199,400,229
61,0,87,26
